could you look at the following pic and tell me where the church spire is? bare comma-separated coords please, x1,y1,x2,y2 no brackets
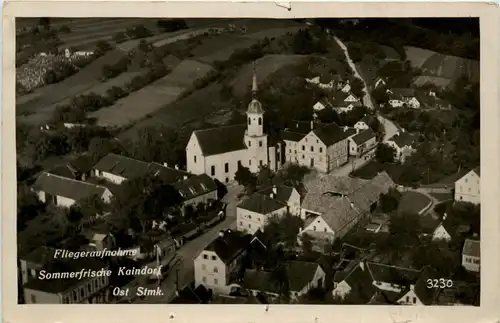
252,61,258,99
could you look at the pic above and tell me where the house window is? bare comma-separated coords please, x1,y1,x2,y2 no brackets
259,141,263,147
302,155,305,159
324,228,327,232
249,160,252,166
225,163,229,173
214,267,219,273
248,141,252,147
30,294,36,303
302,145,305,151
202,264,207,270
258,118,262,125
211,255,216,260
413,297,417,303
313,226,316,231
202,276,207,283
406,296,409,303
465,178,468,183
248,118,251,125
259,160,263,166
211,166,215,176
249,224,252,228
316,140,319,144
248,215,252,219
214,278,219,285
289,149,292,153
237,160,241,168
203,254,208,259
225,178,229,183
319,147,323,153
311,146,314,152
239,221,243,226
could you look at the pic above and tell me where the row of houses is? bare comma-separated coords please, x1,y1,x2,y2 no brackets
32,153,218,210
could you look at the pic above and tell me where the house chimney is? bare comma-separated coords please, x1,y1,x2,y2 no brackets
359,260,365,271
350,202,354,208
443,212,447,220
344,126,348,132
270,193,275,199
175,164,179,170
401,128,405,133
310,121,314,130
163,162,168,167
272,185,277,195
219,230,225,238
183,175,188,180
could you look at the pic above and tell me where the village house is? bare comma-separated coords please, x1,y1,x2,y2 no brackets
384,131,416,162
387,88,420,109
23,258,111,304
173,173,218,207
186,67,282,183
348,128,377,157
298,172,395,249
47,154,95,181
281,121,354,174
305,74,344,91
32,172,113,208
354,115,374,132
19,246,57,285
92,153,152,185
332,261,377,302
431,213,471,242
258,185,301,216
240,260,325,302
373,77,387,89
313,98,334,112
148,162,192,184
462,239,480,272
193,229,254,295
454,167,480,205
82,229,116,252
236,192,288,234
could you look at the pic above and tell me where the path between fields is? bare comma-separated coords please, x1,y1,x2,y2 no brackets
332,34,398,142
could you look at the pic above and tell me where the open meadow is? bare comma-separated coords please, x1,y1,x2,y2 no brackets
89,59,214,127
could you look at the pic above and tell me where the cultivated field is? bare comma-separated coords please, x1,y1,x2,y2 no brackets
17,49,128,124
196,37,261,64
405,46,480,85
230,54,306,96
89,59,214,127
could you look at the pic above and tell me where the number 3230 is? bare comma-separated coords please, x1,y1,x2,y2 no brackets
426,278,453,288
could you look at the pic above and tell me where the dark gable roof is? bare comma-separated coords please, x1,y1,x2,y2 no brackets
173,174,217,200
313,122,351,146
204,230,252,264
414,267,439,305
238,193,287,214
20,246,57,265
351,128,376,145
194,124,247,156
33,173,108,201
149,162,192,184
473,166,480,177
287,261,320,292
367,262,421,286
93,153,151,179
391,88,416,99
280,121,324,142
258,185,294,204
344,264,378,302
48,164,78,179
24,258,108,294
242,269,280,294
69,154,96,173
388,132,415,148
462,239,480,258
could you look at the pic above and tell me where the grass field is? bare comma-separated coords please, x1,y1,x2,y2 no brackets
230,54,305,96
118,83,228,140
17,49,128,124
196,37,261,64
405,46,479,84
398,191,432,215
351,161,405,184
430,192,453,202
90,59,214,127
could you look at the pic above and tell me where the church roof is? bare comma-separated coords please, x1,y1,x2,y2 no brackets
194,124,247,156
247,99,264,114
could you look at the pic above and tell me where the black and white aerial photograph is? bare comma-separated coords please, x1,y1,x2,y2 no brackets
16,17,480,305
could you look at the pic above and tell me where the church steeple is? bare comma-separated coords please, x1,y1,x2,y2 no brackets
252,61,258,99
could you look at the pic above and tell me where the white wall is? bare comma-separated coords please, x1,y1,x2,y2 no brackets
454,170,480,205
397,289,423,305
354,122,369,131
297,132,328,172
287,189,301,216
236,205,287,234
244,133,269,173
56,195,77,208
432,225,451,241
204,149,248,184
95,170,126,185
332,280,351,299
462,255,480,272
194,250,230,294
186,133,206,175
284,140,300,164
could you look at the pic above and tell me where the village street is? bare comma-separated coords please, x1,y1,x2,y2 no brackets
332,35,399,141
127,184,242,303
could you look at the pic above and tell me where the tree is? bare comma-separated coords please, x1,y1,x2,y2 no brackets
234,165,257,191
95,40,113,56
257,166,273,189
38,17,51,31
349,77,365,98
347,43,363,63
292,29,314,54
156,19,188,32
379,188,402,213
74,194,108,227
113,31,128,43
389,212,422,249
371,86,389,105
300,233,314,256
375,143,396,163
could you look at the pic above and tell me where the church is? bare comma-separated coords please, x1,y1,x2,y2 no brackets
185,65,283,183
